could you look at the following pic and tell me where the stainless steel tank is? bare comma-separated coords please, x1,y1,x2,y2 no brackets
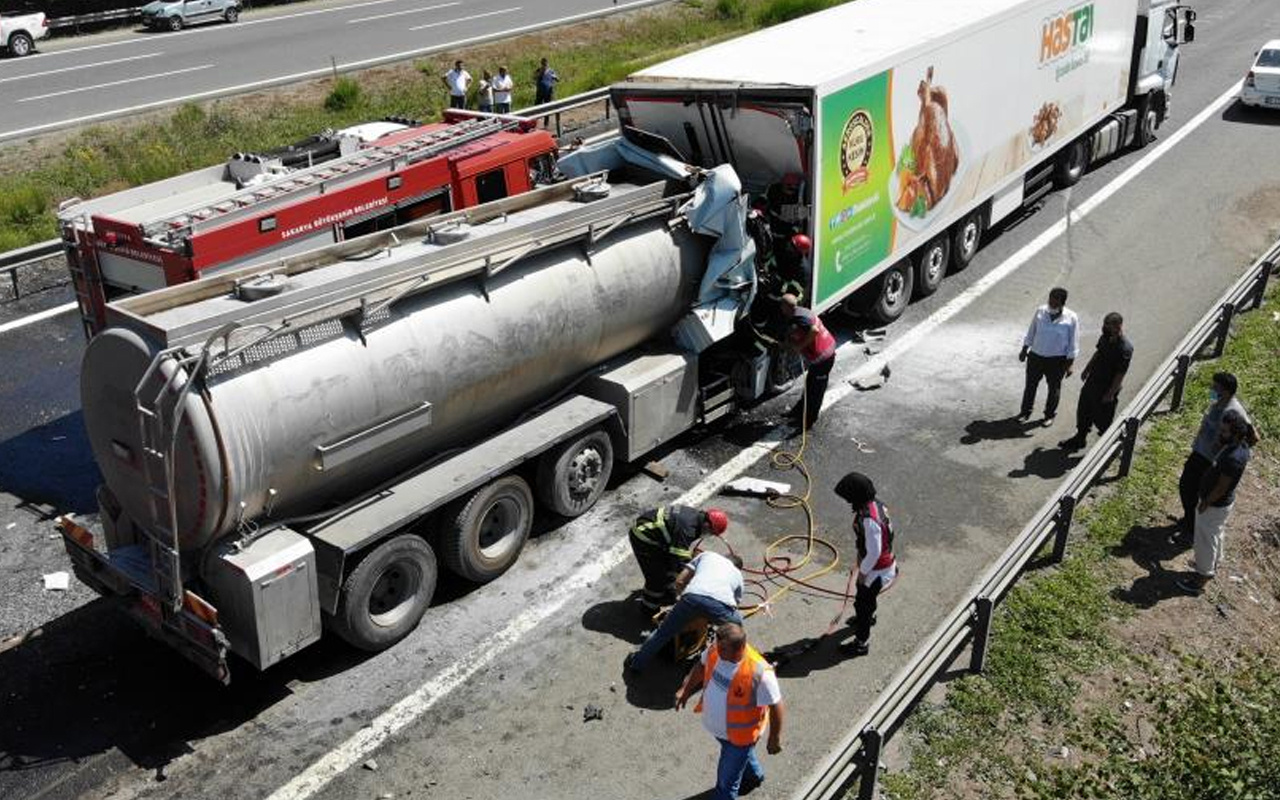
81,219,708,552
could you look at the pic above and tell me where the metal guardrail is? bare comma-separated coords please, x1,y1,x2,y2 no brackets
514,87,612,139
0,239,63,300
794,238,1279,800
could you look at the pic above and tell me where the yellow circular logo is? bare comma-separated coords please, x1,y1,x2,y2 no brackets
839,110,874,189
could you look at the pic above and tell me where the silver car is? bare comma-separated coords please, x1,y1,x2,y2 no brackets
140,0,240,31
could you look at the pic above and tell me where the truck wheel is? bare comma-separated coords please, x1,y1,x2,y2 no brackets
329,535,437,651
167,15,184,31
1135,97,1159,148
225,6,239,23
913,235,949,298
853,260,913,325
442,475,533,582
1054,138,1089,187
950,210,984,272
7,32,34,57
536,428,613,518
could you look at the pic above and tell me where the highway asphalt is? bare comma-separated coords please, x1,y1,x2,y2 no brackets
0,0,664,141
1,1,1278,798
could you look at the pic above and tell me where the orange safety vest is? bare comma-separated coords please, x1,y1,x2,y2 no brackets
695,643,773,746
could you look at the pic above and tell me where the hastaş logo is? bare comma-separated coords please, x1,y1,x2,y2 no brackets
1040,3,1095,64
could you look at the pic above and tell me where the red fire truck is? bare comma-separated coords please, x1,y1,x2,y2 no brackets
58,112,558,336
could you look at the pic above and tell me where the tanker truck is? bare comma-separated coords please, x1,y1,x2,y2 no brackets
611,0,1196,322
59,145,787,682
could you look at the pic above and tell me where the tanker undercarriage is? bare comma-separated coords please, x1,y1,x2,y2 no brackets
61,144,802,681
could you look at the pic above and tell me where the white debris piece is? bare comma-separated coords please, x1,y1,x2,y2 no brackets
43,572,70,591
5,522,15,530
722,477,792,497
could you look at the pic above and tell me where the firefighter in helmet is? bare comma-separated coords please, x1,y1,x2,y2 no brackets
629,505,730,611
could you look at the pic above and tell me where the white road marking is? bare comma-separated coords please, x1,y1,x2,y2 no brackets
5,0,407,61
18,63,216,103
264,79,1244,800
0,0,667,140
409,6,522,31
0,52,164,84
346,2,459,24
0,302,78,336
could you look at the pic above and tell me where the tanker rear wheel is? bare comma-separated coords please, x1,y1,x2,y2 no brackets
536,428,614,518
328,534,437,651
442,475,534,583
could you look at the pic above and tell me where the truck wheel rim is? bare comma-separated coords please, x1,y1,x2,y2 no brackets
885,271,905,305
478,497,522,557
567,448,603,496
925,248,945,283
961,221,979,256
368,563,421,627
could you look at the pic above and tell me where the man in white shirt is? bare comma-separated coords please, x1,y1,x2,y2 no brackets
676,622,784,800
492,65,514,113
441,60,471,109
1018,286,1080,423
626,550,744,672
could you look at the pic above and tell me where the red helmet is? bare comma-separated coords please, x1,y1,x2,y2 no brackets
790,233,812,254
704,508,729,536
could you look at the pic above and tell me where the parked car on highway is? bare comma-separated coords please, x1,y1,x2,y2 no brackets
140,0,239,31
0,6,48,56
1240,40,1280,109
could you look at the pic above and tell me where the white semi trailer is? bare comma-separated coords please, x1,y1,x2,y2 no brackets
612,0,1196,322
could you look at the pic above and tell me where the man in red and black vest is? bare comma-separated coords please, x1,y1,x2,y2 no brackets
781,293,837,430
834,472,897,657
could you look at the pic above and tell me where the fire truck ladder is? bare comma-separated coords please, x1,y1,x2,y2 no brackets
132,340,221,611
140,116,525,245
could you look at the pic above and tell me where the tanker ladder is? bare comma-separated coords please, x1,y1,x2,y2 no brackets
131,328,230,611
139,115,528,248
111,173,694,352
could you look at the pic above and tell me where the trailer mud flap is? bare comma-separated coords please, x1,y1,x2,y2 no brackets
60,520,231,684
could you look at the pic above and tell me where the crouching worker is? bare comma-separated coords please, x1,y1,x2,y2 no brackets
676,622,784,800
630,505,730,611
625,550,744,673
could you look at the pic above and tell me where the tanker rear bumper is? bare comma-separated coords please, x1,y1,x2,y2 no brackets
59,517,231,684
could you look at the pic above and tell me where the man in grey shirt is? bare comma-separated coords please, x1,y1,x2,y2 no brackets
1018,286,1080,424
1174,372,1258,542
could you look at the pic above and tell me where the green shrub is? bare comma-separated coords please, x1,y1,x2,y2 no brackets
712,0,748,20
0,182,49,228
753,0,842,25
324,77,362,112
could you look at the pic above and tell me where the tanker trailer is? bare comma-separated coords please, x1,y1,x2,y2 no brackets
60,159,783,682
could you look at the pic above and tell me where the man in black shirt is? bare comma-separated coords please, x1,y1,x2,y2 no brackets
1060,312,1133,451
629,505,729,611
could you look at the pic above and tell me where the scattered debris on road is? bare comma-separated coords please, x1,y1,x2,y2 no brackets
852,364,892,391
42,572,69,591
721,477,791,498
642,461,670,481
363,759,379,772
583,704,604,722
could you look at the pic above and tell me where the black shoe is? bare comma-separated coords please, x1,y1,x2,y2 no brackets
1175,577,1205,596
840,639,870,657
1017,410,1032,421
1058,435,1086,451
740,772,765,794
1041,413,1056,427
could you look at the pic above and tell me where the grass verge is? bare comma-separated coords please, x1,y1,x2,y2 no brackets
0,0,849,254
880,280,1280,800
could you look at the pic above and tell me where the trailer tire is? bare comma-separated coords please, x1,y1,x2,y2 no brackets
852,259,913,325
950,211,984,272
329,534,437,651
913,235,949,298
1054,138,1089,187
1135,96,1159,148
536,428,613,518
166,15,184,31
7,32,34,57
442,476,534,582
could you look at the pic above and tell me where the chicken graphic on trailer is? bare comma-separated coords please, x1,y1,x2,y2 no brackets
896,67,960,219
